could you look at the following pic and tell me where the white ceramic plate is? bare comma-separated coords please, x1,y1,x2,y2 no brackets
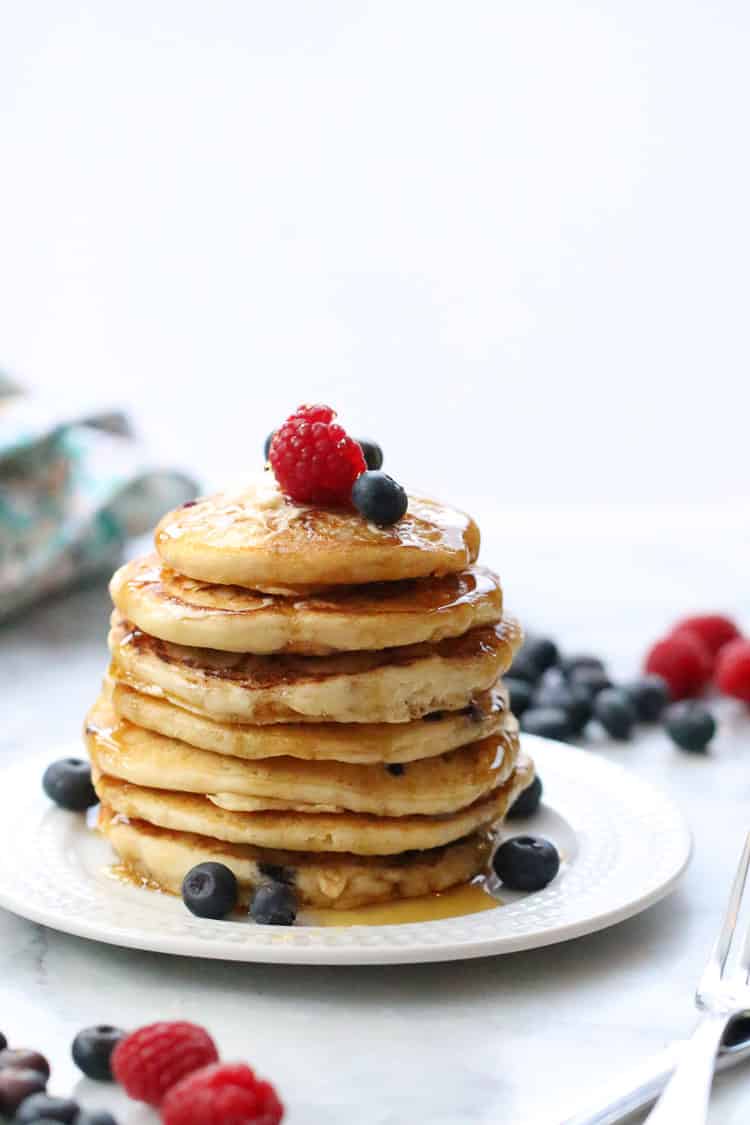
0,736,691,965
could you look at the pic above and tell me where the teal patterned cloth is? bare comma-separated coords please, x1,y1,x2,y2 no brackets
0,376,198,621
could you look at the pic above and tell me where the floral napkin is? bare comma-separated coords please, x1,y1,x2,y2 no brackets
0,376,198,622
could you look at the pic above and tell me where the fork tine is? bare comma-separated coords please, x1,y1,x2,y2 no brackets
710,832,750,979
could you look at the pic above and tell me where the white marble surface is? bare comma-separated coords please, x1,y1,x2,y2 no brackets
2,501,750,1124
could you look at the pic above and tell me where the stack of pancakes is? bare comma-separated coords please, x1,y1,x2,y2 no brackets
87,474,533,912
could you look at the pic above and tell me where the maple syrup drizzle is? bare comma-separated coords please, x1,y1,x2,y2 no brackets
304,881,500,927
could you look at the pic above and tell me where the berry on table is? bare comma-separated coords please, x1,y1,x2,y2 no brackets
507,775,543,819
716,639,750,703
42,759,97,812
665,701,716,753
111,1021,218,1107
0,1069,47,1115
250,882,297,926
493,836,560,891
357,438,383,471
15,1092,79,1122
351,471,408,525
593,688,637,741
672,614,741,658
268,404,366,505
0,1048,50,1078
72,1025,125,1081
182,863,238,920
520,707,573,742
644,632,712,700
504,677,534,718
161,1062,284,1125
533,681,591,735
623,675,671,722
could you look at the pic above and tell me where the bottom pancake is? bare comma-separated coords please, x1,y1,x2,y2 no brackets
99,805,494,910
94,755,534,855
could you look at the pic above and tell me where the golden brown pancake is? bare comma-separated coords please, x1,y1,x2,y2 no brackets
154,474,480,591
111,679,509,764
93,754,534,855
99,805,496,910
110,555,502,655
86,691,520,816
108,612,522,725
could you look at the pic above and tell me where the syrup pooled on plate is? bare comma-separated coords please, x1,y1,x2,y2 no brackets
304,880,501,927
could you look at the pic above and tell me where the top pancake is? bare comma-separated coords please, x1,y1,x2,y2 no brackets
154,474,480,591
110,554,501,654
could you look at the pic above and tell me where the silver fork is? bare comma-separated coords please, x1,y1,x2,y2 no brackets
645,831,750,1124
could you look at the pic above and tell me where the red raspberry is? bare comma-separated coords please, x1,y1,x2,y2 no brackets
162,1062,284,1125
111,1021,218,1106
716,638,750,702
644,632,712,700
269,403,366,506
672,614,741,659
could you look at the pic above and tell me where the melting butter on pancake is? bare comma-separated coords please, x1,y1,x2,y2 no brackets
87,691,519,816
110,555,502,655
112,680,509,764
108,612,522,724
99,805,495,909
93,754,534,855
154,474,480,591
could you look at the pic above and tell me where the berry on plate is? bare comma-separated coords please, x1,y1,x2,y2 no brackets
250,883,297,927
664,701,716,753
77,1113,119,1125
593,688,637,741
0,1047,50,1077
504,676,534,719
561,654,605,679
672,614,741,658
716,638,750,702
42,759,97,812
519,636,560,676
644,632,712,700
161,1062,284,1125
182,863,238,920
15,1091,79,1122
520,706,573,742
623,675,670,722
351,471,408,525
533,681,591,735
268,404,366,505
507,775,543,819
493,836,560,891
357,438,384,471
566,665,612,699
111,1021,218,1106
72,1025,125,1081
0,1069,48,1115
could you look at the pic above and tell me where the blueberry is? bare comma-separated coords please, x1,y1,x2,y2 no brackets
624,675,671,722
0,1049,50,1078
520,636,560,675
665,701,716,753
71,1025,125,1081
507,775,543,819
504,677,533,718
568,665,612,699
508,651,544,685
533,681,591,735
593,688,637,740
15,1093,79,1122
357,439,383,471
386,763,405,776
561,654,606,679
0,1032,5,1050
263,431,275,459
493,835,560,891
0,1070,47,1115
42,759,97,812
182,862,238,919
351,472,407,525
520,707,573,742
250,882,297,926
76,1114,119,1125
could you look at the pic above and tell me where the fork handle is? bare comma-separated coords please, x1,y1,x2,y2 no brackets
644,1012,731,1124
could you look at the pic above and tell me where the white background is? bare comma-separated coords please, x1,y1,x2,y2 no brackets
1,1,749,511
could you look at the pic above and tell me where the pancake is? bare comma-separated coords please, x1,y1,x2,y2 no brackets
93,754,534,855
154,474,480,591
112,680,509,764
110,555,502,655
86,692,520,816
108,612,522,725
99,805,496,909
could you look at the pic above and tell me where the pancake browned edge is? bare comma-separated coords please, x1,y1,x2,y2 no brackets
99,805,495,910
